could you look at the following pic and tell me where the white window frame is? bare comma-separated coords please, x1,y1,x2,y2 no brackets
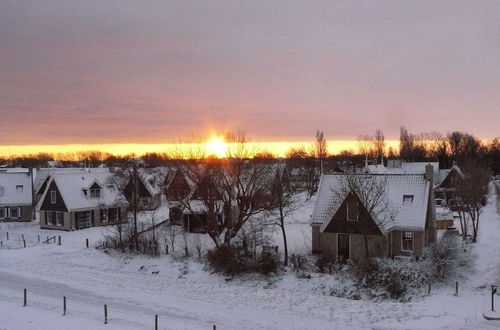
347,201,359,221
90,188,101,198
401,231,414,252
56,212,64,226
50,191,57,204
100,209,108,223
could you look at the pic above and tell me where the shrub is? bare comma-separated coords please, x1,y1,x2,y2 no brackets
422,235,472,282
315,254,336,273
206,245,246,275
257,253,279,275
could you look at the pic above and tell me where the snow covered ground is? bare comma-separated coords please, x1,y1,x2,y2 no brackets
1,186,500,329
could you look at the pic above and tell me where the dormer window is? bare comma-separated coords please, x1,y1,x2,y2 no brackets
16,185,23,192
403,195,414,206
50,190,57,204
90,188,101,198
89,182,102,198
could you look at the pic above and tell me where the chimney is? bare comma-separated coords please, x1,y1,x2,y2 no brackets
425,164,434,182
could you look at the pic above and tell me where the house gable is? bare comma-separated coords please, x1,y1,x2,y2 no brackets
124,178,152,199
323,192,383,235
40,181,68,212
166,170,191,200
439,167,463,189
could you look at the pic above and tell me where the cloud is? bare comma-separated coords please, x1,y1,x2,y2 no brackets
0,1,499,145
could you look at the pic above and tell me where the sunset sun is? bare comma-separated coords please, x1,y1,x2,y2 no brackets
205,137,227,158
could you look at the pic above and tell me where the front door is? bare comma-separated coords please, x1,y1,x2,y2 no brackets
338,234,350,260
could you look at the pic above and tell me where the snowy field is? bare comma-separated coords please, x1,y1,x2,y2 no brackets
1,186,500,329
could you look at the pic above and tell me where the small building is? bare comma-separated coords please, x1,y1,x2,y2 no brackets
0,169,34,222
123,168,165,211
38,168,127,230
311,166,436,262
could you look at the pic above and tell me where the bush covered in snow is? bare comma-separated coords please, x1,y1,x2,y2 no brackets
354,258,427,300
422,234,473,282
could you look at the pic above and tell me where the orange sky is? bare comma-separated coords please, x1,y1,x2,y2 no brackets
0,140,401,158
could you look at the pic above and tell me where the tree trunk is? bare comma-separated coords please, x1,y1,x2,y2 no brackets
281,224,288,266
133,211,139,251
363,234,369,261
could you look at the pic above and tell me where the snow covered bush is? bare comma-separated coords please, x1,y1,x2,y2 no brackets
422,234,473,282
355,258,427,300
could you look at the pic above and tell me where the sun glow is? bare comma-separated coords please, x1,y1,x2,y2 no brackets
204,137,228,158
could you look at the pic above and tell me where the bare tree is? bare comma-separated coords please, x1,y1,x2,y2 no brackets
336,173,395,260
374,129,385,163
107,159,144,251
357,134,377,160
453,159,491,242
314,130,328,172
266,165,302,266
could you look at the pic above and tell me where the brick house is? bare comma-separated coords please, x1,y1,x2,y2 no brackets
311,165,436,261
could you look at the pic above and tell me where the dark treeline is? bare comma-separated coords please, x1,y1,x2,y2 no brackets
1,127,499,174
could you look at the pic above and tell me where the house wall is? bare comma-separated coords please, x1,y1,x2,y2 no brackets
40,206,128,231
0,205,32,222
39,210,72,231
390,230,425,257
315,231,389,261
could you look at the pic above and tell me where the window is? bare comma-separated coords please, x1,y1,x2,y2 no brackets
90,188,101,198
403,195,414,206
100,209,108,223
10,207,19,219
46,211,63,226
347,201,358,221
50,191,57,204
56,212,64,226
402,231,414,252
0,208,5,219
16,185,23,192
108,208,119,222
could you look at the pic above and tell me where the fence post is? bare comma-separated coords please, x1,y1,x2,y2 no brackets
38,235,40,243
22,234,25,241
455,281,458,296
6,232,8,240
104,304,108,324
58,236,61,245
23,288,27,306
23,239,26,248
213,325,216,330
46,236,49,244
63,296,66,316
165,244,169,255
86,238,89,248
1,241,2,246
155,314,158,330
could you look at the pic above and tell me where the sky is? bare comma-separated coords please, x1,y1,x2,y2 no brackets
0,1,499,154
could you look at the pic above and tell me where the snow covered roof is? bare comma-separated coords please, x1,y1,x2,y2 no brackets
364,161,439,182
139,167,169,196
0,171,33,206
39,168,124,211
311,173,431,233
